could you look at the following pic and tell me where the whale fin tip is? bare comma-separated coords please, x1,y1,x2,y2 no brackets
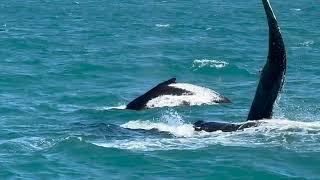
158,78,176,86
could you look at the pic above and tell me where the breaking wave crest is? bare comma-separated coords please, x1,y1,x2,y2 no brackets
121,120,195,137
5,119,320,153
92,119,320,152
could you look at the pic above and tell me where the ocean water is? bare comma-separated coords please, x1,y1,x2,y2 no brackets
1,0,320,179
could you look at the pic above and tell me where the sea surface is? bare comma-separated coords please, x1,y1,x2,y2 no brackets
1,0,320,179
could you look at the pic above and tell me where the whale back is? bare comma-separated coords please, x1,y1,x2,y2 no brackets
126,78,192,110
247,0,287,120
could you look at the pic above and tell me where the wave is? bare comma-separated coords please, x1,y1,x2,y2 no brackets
13,108,319,153
0,136,59,153
92,119,320,152
121,120,194,137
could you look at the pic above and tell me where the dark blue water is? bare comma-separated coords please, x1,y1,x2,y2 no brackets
1,0,320,179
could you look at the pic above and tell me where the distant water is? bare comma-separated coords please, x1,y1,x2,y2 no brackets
1,0,320,179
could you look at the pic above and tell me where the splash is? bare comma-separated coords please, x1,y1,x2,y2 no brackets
121,120,194,137
92,119,320,152
121,109,192,137
159,109,184,125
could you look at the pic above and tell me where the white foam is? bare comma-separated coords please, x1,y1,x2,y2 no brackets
121,120,195,137
1,137,58,152
299,40,314,47
146,83,225,108
97,105,126,110
290,8,301,11
155,24,170,28
92,119,320,151
192,59,228,70
120,109,192,137
159,109,184,125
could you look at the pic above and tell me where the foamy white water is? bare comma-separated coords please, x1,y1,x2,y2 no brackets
192,59,229,70
121,120,195,137
98,105,127,110
93,119,320,151
155,24,170,27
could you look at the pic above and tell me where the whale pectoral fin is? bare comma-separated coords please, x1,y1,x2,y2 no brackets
217,96,232,104
126,78,183,110
247,0,287,121
157,78,176,86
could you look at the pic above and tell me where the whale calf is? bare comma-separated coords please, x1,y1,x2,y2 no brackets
194,0,287,132
126,78,231,110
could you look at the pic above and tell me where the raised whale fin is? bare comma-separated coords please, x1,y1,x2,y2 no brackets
247,0,287,120
126,78,192,110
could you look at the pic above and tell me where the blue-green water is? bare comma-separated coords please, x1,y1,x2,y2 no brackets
1,0,320,179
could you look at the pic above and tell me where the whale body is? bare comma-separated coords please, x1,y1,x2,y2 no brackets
194,0,287,132
126,78,231,110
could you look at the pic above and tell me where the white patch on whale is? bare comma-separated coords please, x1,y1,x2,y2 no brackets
145,83,226,108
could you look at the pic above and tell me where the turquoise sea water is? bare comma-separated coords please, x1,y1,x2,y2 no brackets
1,0,320,179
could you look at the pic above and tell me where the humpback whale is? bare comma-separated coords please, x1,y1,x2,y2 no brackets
126,78,231,110
194,0,287,132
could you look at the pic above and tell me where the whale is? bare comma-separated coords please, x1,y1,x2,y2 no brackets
126,78,231,110
194,0,287,132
